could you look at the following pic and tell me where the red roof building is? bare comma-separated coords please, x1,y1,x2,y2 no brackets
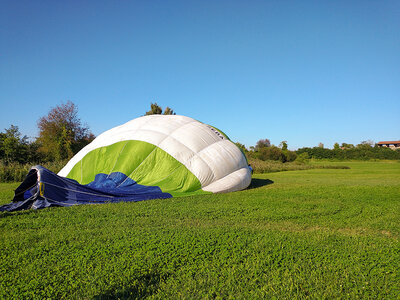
377,141,400,149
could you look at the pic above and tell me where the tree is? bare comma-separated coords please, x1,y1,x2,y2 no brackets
0,131,4,159
279,141,288,151
255,139,271,151
37,101,94,161
145,103,162,115
26,140,44,163
145,103,176,115
0,125,28,163
357,140,374,149
333,142,340,150
163,106,176,115
341,143,354,149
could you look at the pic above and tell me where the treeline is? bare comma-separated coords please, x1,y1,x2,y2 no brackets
0,125,42,164
237,139,400,162
235,139,353,174
297,143,400,160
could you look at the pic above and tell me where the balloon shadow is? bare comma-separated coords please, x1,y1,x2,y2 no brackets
247,178,274,190
93,271,169,299
0,208,40,219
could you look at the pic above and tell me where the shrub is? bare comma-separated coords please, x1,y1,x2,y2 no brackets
296,146,400,160
258,146,286,162
283,150,297,162
295,152,309,163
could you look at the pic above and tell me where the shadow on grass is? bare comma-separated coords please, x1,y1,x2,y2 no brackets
0,208,40,219
93,272,169,300
247,178,274,190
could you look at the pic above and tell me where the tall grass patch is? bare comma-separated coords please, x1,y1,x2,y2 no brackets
248,157,350,173
0,160,67,182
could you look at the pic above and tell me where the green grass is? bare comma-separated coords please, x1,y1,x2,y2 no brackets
0,161,399,298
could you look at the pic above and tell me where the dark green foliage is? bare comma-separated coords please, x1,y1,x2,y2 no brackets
0,126,45,165
297,147,334,159
259,146,286,162
163,106,176,115
246,140,297,163
279,141,288,151
0,162,399,298
145,102,176,115
282,149,297,162
249,146,297,163
0,125,45,165
341,143,355,149
297,145,400,160
0,125,29,164
25,140,45,163
145,102,163,115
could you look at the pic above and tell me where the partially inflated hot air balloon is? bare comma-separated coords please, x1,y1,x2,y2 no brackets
0,115,252,211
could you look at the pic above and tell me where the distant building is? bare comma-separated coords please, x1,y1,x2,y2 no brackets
377,141,400,150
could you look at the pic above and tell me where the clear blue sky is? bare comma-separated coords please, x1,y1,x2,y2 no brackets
1,0,399,149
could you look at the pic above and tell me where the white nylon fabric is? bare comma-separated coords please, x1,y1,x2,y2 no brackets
58,115,251,193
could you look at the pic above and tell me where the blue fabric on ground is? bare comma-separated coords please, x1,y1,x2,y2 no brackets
0,166,172,212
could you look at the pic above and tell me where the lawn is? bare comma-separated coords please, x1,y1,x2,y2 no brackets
0,161,399,298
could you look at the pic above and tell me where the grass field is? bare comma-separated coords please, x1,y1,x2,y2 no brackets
0,161,399,299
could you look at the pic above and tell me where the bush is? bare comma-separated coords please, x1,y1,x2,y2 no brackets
255,146,297,163
283,150,297,162
258,146,286,162
296,146,400,160
295,152,309,163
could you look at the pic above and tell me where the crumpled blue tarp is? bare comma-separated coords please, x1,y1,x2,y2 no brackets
0,165,172,212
